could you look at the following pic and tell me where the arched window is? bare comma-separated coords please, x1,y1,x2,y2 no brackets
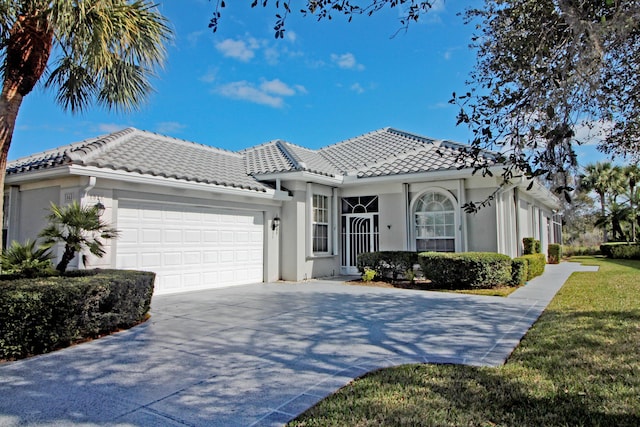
414,191,456,252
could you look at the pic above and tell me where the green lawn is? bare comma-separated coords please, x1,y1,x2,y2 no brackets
289,257,640,426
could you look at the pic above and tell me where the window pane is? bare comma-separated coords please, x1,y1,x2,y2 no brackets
313,224,328,252
414,191,457,253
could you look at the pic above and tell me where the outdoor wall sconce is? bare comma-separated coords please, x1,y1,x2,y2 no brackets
272,216,281,231
94,200,106,216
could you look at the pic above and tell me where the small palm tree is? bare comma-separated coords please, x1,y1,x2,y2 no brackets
1,239,53,277
39,201,119,273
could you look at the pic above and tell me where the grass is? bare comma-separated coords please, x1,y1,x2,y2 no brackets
289,257,640,426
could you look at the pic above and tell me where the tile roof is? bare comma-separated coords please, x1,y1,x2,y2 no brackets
7,128,271,192
355,140,479,178
241,140,340,176
319,128,437,174
7,127,497,190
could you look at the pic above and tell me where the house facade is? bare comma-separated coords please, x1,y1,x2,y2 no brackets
4,127,560,294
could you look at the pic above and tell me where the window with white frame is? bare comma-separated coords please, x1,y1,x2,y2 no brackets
313,194,329,253
414,191,456,252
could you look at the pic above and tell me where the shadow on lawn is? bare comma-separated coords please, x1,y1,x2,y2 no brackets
347,363,640,427
293,308,640,426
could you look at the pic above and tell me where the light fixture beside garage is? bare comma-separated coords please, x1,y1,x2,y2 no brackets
272,216,281,231
94,200,106,216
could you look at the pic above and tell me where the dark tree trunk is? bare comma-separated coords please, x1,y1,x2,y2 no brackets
56,245,77,273
0,13,53,249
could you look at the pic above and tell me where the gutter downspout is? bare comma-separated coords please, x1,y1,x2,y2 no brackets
82,176,97,203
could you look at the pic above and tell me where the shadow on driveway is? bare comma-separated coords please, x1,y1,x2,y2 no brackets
0,263,594,426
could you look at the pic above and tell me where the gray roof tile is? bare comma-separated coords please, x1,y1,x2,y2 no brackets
356,143,466,178
8,129,270,192
319,128,436,174
7,127,497,189
279,142,340,176
242,140,295,175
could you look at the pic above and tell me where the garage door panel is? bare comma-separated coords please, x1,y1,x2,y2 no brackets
203,230,218,242
116,201,264,295
116,253,138,269
142,229,162,243
164,229,182,243
141,253,161,268
164,252,182,265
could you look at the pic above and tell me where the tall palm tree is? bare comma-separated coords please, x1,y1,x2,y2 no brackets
581,162,623,242
623,165,640,242
0,1,171,244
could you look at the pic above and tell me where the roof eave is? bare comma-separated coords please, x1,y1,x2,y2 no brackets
342,166,490,185
67,165,290,200
4,166,72,185
253,170,344,186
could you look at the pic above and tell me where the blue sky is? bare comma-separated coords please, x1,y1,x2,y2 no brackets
10,0,607,166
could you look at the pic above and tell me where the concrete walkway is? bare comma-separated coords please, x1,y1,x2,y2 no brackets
0,262,597,427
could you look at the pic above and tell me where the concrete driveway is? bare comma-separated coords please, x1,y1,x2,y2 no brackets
0,262,597,427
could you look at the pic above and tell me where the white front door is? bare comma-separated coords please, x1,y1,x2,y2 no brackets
341,213,379,275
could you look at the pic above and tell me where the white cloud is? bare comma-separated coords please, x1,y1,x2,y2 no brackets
260,79,296,96
217,81,283,108
331,53,365,71
215,79,306,108
156,122,186,135
573,120,615,145
350,83,365,94
215,38,256,62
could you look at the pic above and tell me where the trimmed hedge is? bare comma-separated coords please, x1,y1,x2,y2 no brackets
515,254,546,281
357,251,419,281
418,252,512,289
510,258,528,286
600,242,640,260
547,243,562,264
523,237,541,255
0,269,155,360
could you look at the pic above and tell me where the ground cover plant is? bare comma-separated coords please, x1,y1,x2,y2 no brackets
289,257,640,426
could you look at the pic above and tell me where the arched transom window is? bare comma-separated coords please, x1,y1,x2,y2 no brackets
414,192,456,252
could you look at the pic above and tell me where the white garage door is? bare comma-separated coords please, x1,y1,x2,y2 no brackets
116,201,264,295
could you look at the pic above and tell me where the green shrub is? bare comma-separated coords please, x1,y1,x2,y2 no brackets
0,269,155,360
361,268,376,282
600,243,640,260
547,243,562,264
1,240,54,278
523,237,541,255
516,254,546,281
563,245,601,257
600,242,640,259
510,258,528,286
418,252,512,289
357,251,419,281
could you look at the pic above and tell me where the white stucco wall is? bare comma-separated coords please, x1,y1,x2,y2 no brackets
465,187,498,253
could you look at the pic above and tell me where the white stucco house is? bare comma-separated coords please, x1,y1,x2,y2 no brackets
4,127,561,294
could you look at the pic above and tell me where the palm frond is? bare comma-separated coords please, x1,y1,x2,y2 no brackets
48,0,172,113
